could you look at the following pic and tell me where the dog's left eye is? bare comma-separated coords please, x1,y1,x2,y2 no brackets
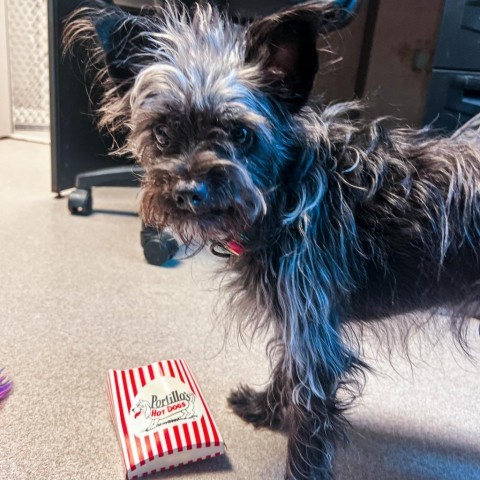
231,126,253,147
153,125,169,147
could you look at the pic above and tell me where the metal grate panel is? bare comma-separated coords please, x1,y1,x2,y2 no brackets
6,0,50,130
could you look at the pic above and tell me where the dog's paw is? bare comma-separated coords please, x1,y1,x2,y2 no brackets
228,384,283,430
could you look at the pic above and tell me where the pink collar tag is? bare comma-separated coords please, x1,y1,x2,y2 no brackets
225,240,244,256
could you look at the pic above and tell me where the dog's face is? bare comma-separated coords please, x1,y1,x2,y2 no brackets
127,32,286,243
67,1,354,244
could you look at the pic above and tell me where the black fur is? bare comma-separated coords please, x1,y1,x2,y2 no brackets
64,1,480,478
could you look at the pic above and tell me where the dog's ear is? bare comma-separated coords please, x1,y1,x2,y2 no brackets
64,2,158,91
245,1,359,111
93,9,156,87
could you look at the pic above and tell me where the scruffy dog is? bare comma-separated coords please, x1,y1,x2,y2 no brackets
66,1,480,478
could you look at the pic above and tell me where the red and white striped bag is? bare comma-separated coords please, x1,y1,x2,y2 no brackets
106,359,225,479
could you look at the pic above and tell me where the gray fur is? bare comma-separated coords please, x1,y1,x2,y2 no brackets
65,2,480,478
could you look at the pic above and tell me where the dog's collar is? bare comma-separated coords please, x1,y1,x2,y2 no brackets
210,236,247,258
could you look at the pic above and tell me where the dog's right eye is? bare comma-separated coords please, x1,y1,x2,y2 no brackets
153,125,169,147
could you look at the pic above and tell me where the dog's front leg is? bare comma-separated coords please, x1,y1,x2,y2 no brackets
228,347,288,430
276,293,355,479
285,376,340,480
229,345,346,479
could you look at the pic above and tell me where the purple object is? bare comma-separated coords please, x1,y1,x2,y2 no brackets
0,368,12,400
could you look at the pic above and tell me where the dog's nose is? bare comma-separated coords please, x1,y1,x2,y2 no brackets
173,180,208,211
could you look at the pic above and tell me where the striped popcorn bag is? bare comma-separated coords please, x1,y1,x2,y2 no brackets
106,359,225,479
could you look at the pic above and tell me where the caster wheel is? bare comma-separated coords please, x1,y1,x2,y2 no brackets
141,228,179,266
68,188,93,216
